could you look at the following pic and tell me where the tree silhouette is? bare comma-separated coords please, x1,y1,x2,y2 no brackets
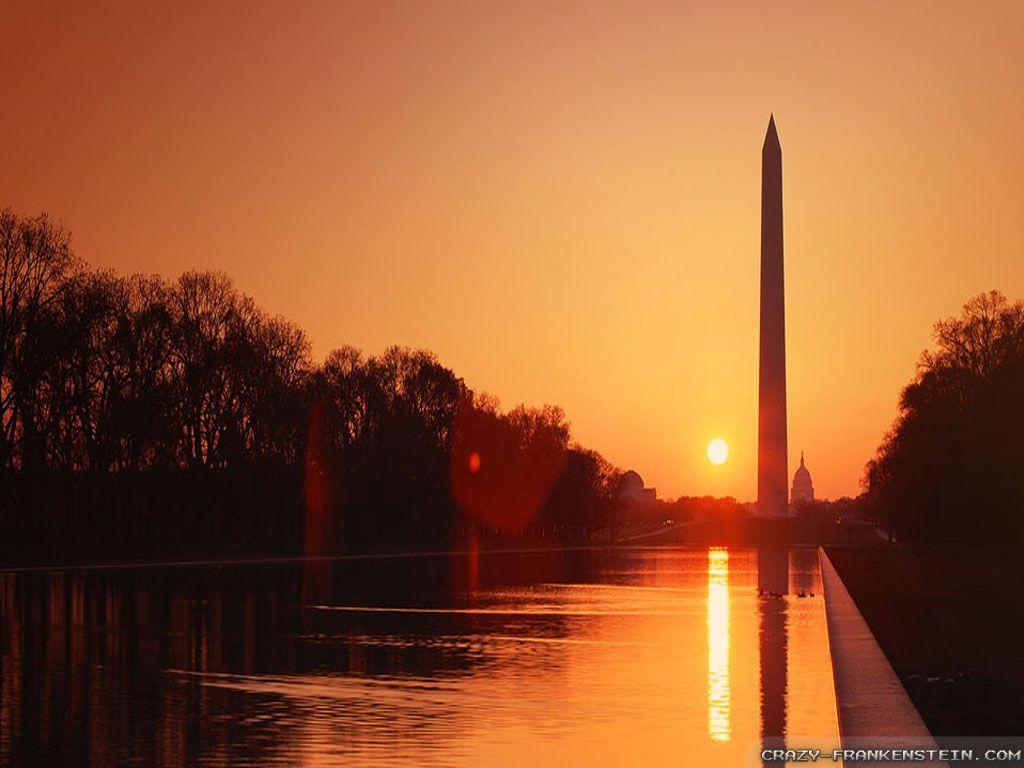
0,209,633,562
0,210,78,471
866,291,1024,543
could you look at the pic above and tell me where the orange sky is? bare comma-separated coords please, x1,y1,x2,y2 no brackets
3,1,1024,500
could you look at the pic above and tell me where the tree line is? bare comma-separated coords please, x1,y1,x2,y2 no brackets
0,209,625,561
865,290,1024,543
16,207,1009,557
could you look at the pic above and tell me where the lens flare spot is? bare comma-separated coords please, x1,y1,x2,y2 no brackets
468,451,482,474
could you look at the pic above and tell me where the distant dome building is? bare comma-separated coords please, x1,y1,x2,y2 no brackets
619,470,657,504
790,452,814,505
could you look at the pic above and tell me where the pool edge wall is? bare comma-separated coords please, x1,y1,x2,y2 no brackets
817,547,947,767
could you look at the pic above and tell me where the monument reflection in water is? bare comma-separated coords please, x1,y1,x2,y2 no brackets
0,548,839,766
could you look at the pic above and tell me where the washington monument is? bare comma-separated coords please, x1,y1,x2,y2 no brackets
758,115,789,518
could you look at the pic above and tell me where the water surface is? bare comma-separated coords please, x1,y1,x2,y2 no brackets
0,546,839,766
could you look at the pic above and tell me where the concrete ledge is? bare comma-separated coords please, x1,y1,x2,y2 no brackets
818,547,946,767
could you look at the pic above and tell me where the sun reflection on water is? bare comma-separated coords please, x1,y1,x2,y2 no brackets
707,547,731,742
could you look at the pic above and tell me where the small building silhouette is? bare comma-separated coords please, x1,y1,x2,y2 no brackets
620,470,657,504
790,452,814,505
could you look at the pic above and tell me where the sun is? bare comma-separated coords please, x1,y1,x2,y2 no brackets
707,438,729,466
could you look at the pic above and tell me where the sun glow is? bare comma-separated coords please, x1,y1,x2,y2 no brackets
707,439,729,466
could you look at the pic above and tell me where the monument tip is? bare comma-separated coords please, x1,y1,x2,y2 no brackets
764,113,780,149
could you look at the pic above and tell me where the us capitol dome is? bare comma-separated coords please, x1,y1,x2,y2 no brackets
790,451,814,505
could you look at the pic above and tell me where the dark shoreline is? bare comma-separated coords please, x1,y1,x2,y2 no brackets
0,542,614,574
1,518,871,573
825,546,1024,738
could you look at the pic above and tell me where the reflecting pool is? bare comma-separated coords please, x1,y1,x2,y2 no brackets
0,547,840,766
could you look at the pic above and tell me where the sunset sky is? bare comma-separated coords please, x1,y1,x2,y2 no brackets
4,1,1024,500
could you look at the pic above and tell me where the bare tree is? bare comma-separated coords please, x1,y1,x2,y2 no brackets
0,210,78,470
